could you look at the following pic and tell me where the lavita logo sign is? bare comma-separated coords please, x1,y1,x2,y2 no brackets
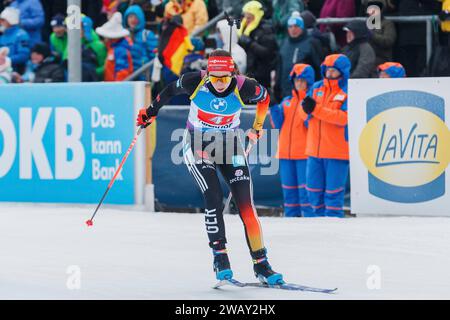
359,90,450,203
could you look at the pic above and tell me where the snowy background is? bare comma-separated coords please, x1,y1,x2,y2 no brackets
1,204,449,300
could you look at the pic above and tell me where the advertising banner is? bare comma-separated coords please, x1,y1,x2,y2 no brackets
153,107,284,209
348,78,450,216
0,82,145,204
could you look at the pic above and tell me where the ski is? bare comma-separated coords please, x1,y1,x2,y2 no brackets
213,278,337,294
243,281,338,294
213,278,247,289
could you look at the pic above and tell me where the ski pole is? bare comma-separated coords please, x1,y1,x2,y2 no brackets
223,139,256,214
224,11,234,55
86,126,144,227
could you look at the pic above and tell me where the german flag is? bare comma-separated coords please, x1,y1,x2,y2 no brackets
158,18,194,76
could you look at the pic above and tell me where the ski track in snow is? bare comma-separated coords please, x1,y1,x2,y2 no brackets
1,204,449,300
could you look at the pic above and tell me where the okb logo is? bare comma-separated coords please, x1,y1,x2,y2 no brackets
359,90,450,203
0,107,84,179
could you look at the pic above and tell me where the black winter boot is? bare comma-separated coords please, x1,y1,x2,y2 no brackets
210,240,233,280
251,248,284,285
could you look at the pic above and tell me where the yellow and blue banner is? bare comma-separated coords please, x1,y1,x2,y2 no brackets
349,78,450,216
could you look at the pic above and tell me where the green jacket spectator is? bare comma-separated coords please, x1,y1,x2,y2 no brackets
50,15,107,79
49,14,66,59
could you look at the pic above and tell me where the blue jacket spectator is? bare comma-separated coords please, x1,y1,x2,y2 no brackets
123,5,157,80
0,6,30,73
10,0,45,47
275,14,321,100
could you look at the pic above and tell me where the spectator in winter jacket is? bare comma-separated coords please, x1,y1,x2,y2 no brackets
319,0,355,48
96,12,133,81
0,7,30,73
238,0,278,89
216,19,247,74
270,64,315,217
362,0,397,67
272,0,304,42
275,13,321,100
19,42,64,82
301,10,331,61
10,0,45,47
302,54,351,218
124,5,158,80
341,20,376,78
81,15,108,80
50,14,107,80
0,46,13,83
377,61,406,78
49,13,66,60
115,0,165,34
164,0,209,34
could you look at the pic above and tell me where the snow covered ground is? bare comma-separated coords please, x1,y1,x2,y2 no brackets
1,204,449,300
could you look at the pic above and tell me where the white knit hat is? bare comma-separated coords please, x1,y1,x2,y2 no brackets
95,12,129,39
0,7,20,25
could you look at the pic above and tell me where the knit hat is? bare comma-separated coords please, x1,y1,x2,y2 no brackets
0,7,20,25
50,13,66,27
96,12,130,39
287,16,304,29
32,42,51,58
287,11,304,30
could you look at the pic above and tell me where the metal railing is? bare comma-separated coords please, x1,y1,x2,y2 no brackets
125,8,233,81
316,15,439,66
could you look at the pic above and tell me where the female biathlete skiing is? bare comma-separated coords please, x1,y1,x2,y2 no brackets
135,49,284,285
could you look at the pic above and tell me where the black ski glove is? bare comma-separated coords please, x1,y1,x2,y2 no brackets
302,96,316,114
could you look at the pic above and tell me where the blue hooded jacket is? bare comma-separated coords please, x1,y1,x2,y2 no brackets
11,0,45,47
0,25,30,71
123,5,158,79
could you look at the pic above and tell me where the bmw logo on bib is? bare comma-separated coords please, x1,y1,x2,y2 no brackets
210,98,228,112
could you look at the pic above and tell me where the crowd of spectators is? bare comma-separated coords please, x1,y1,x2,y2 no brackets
0,0,448,88
0,0,447,217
